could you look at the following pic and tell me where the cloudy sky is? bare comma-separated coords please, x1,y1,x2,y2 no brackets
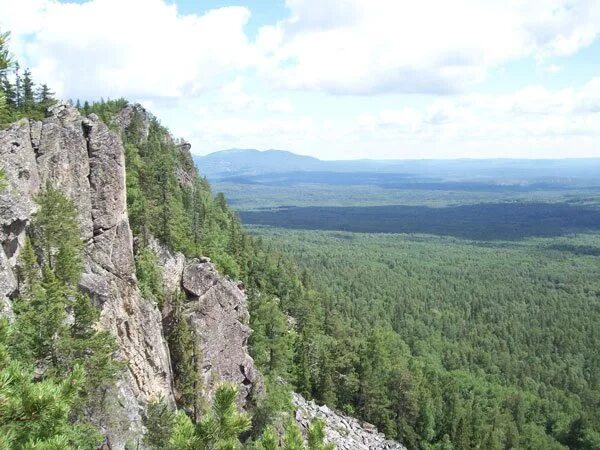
1,0,600,159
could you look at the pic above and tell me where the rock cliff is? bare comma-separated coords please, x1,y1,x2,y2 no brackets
0,103,260,448
0,103,406,450
149,237,261,407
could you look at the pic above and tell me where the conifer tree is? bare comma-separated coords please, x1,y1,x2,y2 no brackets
307,420,333,450
162,384,251,450
0,30,12,124
169,293,201,416
0,319,103,449
20,68,35,113
1,77,17,114
0,30,10,76
283,421,305,450
0,90,8,125
32,185,82,278
36,83,56,113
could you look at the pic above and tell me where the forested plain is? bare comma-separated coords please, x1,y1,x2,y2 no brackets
248,227,600,449
206,154,600,448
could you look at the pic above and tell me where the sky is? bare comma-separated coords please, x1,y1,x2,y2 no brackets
1,0,600,160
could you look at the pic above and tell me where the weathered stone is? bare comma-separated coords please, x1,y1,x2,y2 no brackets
36,105,93,239
293,393,406,450
114,104,150,144
157,245,262,407
0,246,15,319
0,119,41,266
0,104,174,448
1,103,262,447
184,266,259,405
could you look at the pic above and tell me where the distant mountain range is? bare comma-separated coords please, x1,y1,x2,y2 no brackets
194,149,600,185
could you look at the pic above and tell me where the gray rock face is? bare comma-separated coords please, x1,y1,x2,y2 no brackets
181,260,260,405
0,119,41,268
114,104,150,144
0,104,262,447
149,236,261,407
293,393,406,450
0,104,173,448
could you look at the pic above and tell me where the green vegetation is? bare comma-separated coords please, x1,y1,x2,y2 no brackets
239,203,600,240
213,179,600,211
0,30,57,126
250,227,600,449
76,101,331,446
144,386,332,450
1,187,120,448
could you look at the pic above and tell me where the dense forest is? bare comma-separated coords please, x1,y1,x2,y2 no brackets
250,227,600,449
239,202,600,240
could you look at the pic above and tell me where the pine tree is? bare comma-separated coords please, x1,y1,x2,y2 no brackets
0,319,102,448
36,83,56,113
16,236,40,297
0,89,8,125
162,384,251,450
0,30,10,76
144,400,177,449
32,186,82,278
1,77,17,112
0,31,12,125
283,421,304,450
13,62,20,109
249,295,293,378
307,420,334,450
20,68,34,113
254,426,279,450
169,293,201,416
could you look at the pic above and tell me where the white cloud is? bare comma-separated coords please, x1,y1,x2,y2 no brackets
0,0,255,99
267,98,294,113
257,0,600,94
354,78,600,154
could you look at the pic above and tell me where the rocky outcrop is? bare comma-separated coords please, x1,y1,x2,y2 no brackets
0,103,262,447
1,102,396,450
114,103,150,144
149,237,261,406
0,104,174,448
293,393,406,450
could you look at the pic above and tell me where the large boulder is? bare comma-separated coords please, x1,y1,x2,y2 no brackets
150,237,262,407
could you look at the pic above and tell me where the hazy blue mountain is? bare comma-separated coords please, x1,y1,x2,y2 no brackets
195,149,600,186
194,149,323,177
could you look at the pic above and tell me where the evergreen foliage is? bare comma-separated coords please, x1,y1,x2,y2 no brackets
168,293,201,417
144,400,177,449
147,384,251,450
254,228,600,449
0,29,57,125
135,246,164,306
4,186,120,447
0,320,102,449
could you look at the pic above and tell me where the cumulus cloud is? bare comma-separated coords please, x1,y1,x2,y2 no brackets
357,78,600,147
258,0,600,94
0,0,255,99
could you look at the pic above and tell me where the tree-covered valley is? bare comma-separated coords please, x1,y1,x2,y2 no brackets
203,150,600,449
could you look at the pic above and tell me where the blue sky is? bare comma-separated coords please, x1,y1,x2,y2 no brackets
1,0,600,159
